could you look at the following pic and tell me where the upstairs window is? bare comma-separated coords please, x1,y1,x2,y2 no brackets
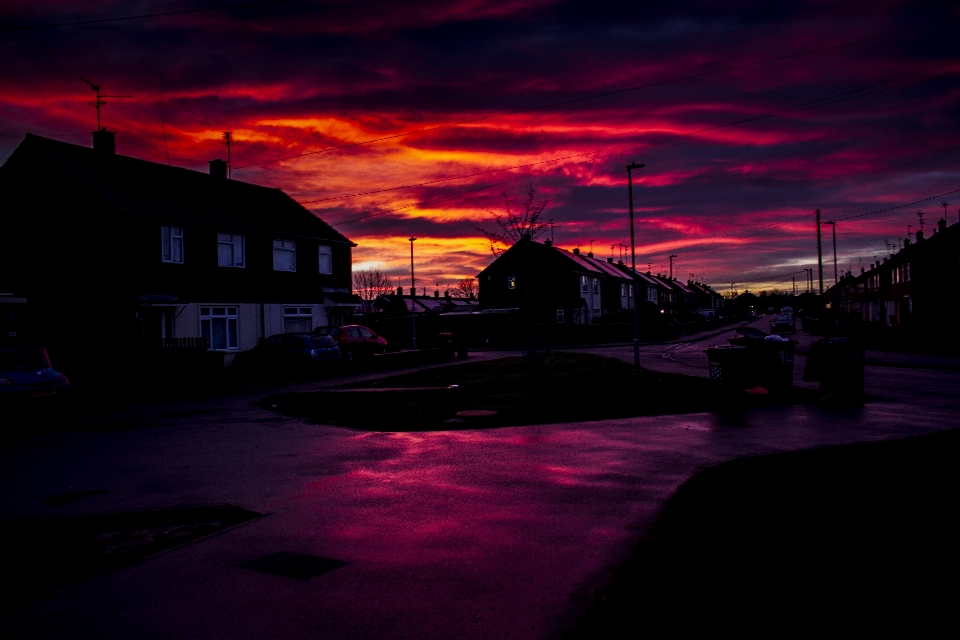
273,239,296,272
593,278,599,294
581,276,589,293
217,233,245,268
318,245,333,274
161,226,183,263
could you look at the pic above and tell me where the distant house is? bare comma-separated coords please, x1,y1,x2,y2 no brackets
477,236,651,323
0,130,358,366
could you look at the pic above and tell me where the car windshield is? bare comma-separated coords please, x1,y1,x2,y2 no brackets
311,336,336,348
0,348,52,370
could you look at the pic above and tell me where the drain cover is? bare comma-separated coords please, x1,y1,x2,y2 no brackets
456,410,497,418
241,551,348,580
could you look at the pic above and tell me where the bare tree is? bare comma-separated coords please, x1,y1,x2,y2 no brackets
477,185,552,256
354,268,393,314
454,277,477,299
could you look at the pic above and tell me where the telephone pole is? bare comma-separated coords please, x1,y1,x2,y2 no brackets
626,162,644,370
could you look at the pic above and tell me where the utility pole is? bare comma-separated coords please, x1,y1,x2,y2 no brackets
626,162,644,370
669,254,677,280
816,209,825,332
792,276,796,297
824,220,838,284
409,238,417,350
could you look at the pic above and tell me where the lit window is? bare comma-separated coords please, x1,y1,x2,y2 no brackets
318,245,333,274
200,306,238,350
273,239,296,272
508,276,516,290
161,225,183,263
217,233,245,267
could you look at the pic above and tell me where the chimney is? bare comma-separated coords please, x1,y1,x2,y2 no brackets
410,287,416,296
397,286,403,296
544,239,553,247
433,289,439,298
209,159,228,179
939,218,947,234
92,128,116,155
573,248,580,256
861,268,865,275
916,230,924,242
606,257,614,263
444,290,450,299
587,251,594,258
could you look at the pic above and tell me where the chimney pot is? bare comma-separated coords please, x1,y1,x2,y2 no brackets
433,290,439,298
917,230,924,242
92,128,116,155
938,218,947,233
587,252,593,258
209,159,228,179
397,286,403,296
544,239,553,247
573,248,580,255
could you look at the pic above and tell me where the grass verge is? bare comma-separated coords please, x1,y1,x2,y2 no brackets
559,428,960,638
262,352,814,430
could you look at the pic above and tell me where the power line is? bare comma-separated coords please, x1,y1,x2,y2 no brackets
233,16,960,170
0,0,299,33
324,62,960,226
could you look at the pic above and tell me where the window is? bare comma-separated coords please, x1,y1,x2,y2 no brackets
273,239,296,271
161,226,183,263
556,309,565,324
508,276,516,290
318,245,333,274
592,278,599,294
283,306,313,333
217,233,245,267
200,306,238,350
581,276,589,293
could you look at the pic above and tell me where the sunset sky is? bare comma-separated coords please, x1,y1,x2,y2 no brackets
2,0,958,294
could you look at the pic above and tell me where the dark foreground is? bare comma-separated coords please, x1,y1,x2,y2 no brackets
561,428,960,638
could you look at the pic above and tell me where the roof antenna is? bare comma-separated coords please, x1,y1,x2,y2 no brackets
80,78,132,130
157,102,171,165
222,131,234,179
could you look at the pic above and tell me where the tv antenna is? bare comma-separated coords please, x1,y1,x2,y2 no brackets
916,210,926,234
80,78,132,131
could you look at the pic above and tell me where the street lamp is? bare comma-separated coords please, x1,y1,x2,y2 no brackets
409,237,418,350
627,161,645,370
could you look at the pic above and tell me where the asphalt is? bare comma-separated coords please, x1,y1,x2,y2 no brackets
2,326,959,639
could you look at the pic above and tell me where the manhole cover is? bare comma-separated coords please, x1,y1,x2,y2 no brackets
455,410,498,418
241,551,349,581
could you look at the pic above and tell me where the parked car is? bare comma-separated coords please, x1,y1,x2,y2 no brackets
314,324,388,364
770,313,797,334
0,347,70,403
232,333,341,373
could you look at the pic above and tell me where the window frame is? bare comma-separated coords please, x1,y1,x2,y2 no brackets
199,306,239,350
217,232,245,268
161,225,184,264
318,244,333,275
273,239,297,272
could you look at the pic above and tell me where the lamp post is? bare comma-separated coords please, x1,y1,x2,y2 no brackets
409,237,418,350
627,162,645,370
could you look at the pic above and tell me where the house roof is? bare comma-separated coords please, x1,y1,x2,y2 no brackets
580,256,633,280
8,133,353,245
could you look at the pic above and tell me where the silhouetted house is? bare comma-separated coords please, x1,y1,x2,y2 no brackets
477,236,648,323
687,281,724,314
827,218,959,336
373,287,478,316
0,131,357,367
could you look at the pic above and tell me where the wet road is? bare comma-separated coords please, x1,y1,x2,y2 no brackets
2,335,960,639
